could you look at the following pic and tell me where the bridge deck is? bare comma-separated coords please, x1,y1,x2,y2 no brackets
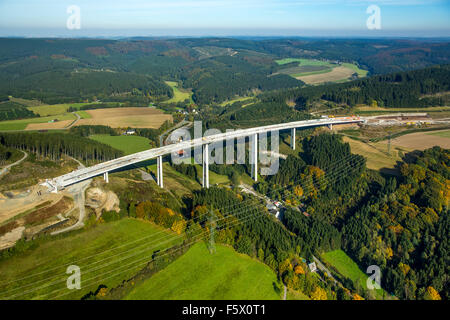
49,118,363,189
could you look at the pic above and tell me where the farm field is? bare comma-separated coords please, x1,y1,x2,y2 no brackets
27,102,111,116
0,218,182,300
165,81,192,103
275,58,367,84
76,107,172,129
0,113,77,131
297,66,356,84
89,134,152,155
322,249,389,300
125,242,282,300
379,130,450,150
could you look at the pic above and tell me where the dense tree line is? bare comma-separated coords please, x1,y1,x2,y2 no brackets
0,56,172,104
0,143,13,164
69,125,118,137
1,38,448,106
0,101,37,121
341,147,449,300
0,132,123,163
182,55,302,104
262,65,450,109
258,132,448,299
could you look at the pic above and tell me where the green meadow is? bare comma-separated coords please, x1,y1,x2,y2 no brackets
125,242,282,300
0,113,77,131
322,249,389,299
89,134,152,155
0,218,182,300
165,81,192,103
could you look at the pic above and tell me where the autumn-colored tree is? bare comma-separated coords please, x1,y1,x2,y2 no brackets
423,286,441,300
398,262,411,276
294,185,304,197
279,258,293,276
352,293,364,300
294,265,305,275
171,219,186,235
310,286,327,300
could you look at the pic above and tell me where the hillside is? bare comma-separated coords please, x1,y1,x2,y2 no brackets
125,242,283,300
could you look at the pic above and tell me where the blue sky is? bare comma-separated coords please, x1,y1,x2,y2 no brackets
0,0,449,37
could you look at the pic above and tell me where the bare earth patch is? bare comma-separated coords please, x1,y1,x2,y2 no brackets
85,187,120,217
0,227,25,250
296,66,355,84
76,107,172,129
0,185,63,225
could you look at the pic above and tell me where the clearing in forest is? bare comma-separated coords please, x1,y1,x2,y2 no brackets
165,81,192,103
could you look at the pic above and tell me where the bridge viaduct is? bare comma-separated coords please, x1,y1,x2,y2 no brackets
43,117,364,192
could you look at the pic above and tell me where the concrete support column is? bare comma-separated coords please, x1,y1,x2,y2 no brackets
103,171,109,183
291,128,296,150
203,144,209,189
157,155,163,188
251,133,258,182
329,124,333,130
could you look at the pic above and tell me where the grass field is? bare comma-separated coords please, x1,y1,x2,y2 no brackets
75,110,92,119
125,242,282,300
219,96,254,107
342,136,402,172
286,288,310,300
0,218,182,300
27,102,111,116
322,249,389,300
0,113,77,131
341,63,369,77
89,134,152,155
165,81,192,103
28,104,71,116
426,129,450,138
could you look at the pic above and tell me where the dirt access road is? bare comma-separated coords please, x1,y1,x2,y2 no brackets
0,150,28,177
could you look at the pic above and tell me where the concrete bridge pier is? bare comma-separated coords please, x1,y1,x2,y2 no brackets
202,144,209,189
103,171,109,183
291,128,296,150
328,124,333,130
251,133,258,182
157,155,163,188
